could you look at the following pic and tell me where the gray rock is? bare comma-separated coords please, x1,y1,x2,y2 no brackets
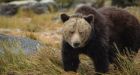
9,0,37,6
0,34,43,55
31,3,49,14
0,0,58,16
22,2,58,14
0,3,19,16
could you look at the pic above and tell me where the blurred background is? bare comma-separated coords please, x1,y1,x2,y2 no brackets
0,0,139,75
0,0,139,16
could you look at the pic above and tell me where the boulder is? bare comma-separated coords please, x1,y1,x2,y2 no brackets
21,2,58,14
0,3,19,16
0,34,43,55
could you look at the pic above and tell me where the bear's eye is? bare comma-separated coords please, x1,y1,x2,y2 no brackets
79,31,83,34
69,31,74,34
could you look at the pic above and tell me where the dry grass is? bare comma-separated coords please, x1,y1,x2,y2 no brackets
126,6,140,20
0,6,139,75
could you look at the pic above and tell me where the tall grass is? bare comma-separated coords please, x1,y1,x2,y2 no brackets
0,40,63,75
113,43,140,75
0,41,139,75
0,6,139,75
0,41,34,75
126,6,140,20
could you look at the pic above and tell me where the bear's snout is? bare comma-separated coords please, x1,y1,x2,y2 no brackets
73,42,80,48
71,33,81,48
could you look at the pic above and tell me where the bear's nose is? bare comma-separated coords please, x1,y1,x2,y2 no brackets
73,42,80,48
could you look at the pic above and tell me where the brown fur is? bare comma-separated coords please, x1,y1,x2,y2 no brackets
61,5,140,74
76,6,140,53
62,15,92,48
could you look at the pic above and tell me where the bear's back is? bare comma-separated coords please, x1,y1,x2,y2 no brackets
97,7,140,27
98,7,140,52
76,5,140,52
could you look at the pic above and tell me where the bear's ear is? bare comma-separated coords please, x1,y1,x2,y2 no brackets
60,13,70,22
84,14,94,23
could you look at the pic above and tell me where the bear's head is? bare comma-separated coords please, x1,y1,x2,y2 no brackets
61,13,93,48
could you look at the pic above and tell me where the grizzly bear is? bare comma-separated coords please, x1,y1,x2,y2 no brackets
60,5,140,74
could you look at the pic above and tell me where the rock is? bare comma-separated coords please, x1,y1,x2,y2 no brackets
40,0,54,3
0,34,43,55
9,0,37,6
22,2,58,14
9,0,57,14
0,3,19,16
31,3,49,14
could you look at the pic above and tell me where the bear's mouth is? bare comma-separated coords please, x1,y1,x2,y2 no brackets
71,42,82,48
73,42,80,47
72,45,80,48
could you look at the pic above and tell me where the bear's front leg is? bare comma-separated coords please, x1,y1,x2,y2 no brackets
62,50,80,72
62,41,80,72
93,53,109,74
88,46,109,75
